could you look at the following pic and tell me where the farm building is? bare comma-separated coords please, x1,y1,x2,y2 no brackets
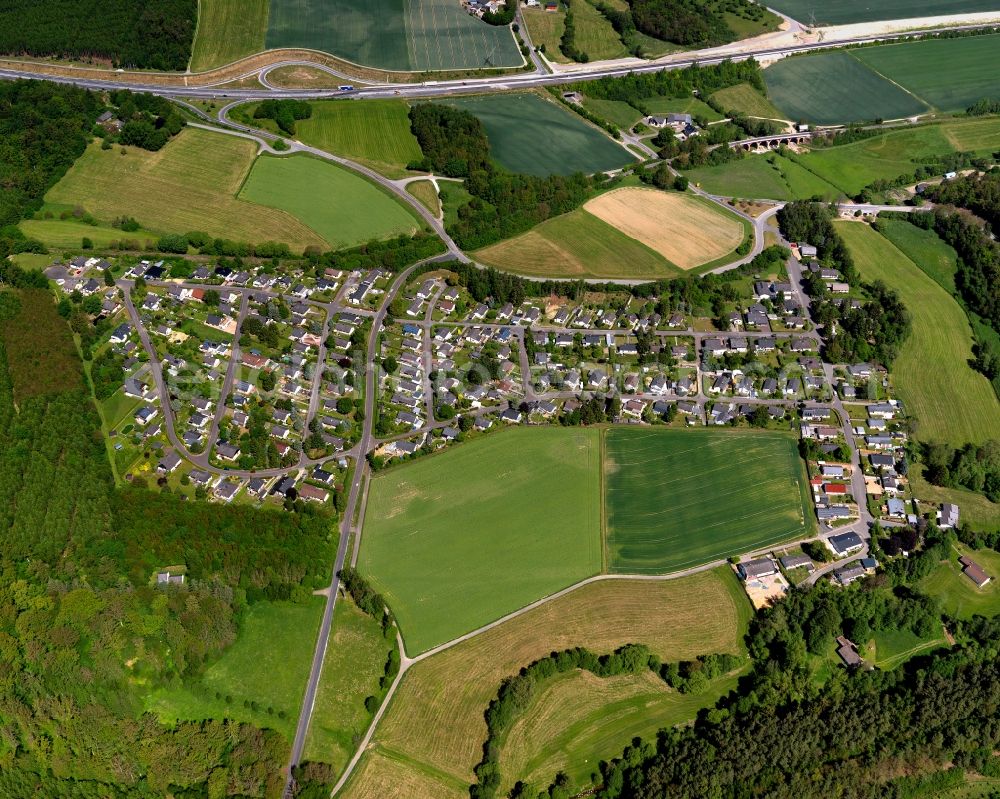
835,635,862,666
959,556,991,588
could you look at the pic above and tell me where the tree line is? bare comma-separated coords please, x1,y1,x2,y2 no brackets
0,0,195,70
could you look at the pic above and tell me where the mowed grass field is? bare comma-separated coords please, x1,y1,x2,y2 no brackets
685,152,843,201
343,569,750,799
304,597,395,769
238,154,420,249
444,93,635,176
764,0,1000,25
293,100,423,177
838,222,1000,445
190,0,269,71
604,428,812,573
145,599,324,742
474,206,682,280
583,188,746,269
265,0,522,71
39,128,326,250
358,427,603,654
919,545,1000,619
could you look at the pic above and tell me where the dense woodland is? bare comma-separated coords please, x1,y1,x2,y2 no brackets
626,0,771,47
409,104,596,249
0,288,336,796
0,0,195,70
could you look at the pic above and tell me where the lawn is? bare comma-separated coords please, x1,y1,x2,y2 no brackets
304,597,395,770
292,100,424,177
872,625,948,670
763,0,999,25
919,545,1000,619
41,128,326,251
344,569,750,799
145,599,324,742
709,83,786,119
190,0,269,71
474,206,682,280
5,253,53,271
358,427,603,654
853,34,1000,114
238,154,420,249
265,0,523,71
685,152,843,201
500,669,741,793
443,93,635,176
839,222,1000,446
604,427,812,573
763,52,929,125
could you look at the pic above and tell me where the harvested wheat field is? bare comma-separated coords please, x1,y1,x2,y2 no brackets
584,188,745,269
340,569,749,799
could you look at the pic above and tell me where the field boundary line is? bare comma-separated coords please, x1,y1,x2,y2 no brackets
845,49,934,112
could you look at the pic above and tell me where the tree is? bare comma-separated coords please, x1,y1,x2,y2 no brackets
202,289,220,307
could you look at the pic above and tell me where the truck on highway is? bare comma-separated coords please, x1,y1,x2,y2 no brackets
338,85,355,92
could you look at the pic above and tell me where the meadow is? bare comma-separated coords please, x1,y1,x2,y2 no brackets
304,597,395,769
343,569,750,799
474,206,682,280
583,97,643,130
265,0,522,71
685,153,843,201
238,154,420,248
523,7,569,63
876,218,959,295
358,427,603,654
406,179,441,217
444,93,635,176
40,128,326,250
919,545,1000,619
19,218,161,250
853,34,1000,114
293,100,424,177
763,52,928,125
190,0,268,71
604,427,812,573
763,0,999,25
838,222,1000,446
709,83,785,119
572,0,629,61
145,599,324,742
643,94,725,121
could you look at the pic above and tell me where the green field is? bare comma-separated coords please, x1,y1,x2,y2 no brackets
265,0,523,71
764,0,1000,25
37,128,326,250
919,546,1000,619
20,218,161,250
145,599,324,742
304,597,395,769
190,0,269,71
474,206,682,280
872,625,948,669
358,427,603,654
876,218,959,294
764,51,928,125
604,428,812,573
523,7,570,63
583,97,643,130
709,83,786,119
572,0,629,60
685,152,844,201
238,154,420,248
839,222,1000,446
643,95,725,122
444,93,636,176
292,100,423,177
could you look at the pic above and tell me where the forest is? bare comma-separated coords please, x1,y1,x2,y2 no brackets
0,0,195,70
409,104,597,249
0,287,337,796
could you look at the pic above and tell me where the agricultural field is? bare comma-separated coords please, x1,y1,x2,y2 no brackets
764,0,1000,25
343,570,750,799
685,152,843,201
499,669,741,792
604,428,812,573
919,545,1000,619
839,222,1000,445
36,128,326,250
358,427,603,654
293,100,424,177
876,218,959,295
304,597,395,769
443,93,635,176
473,206,682,280
709,82,785,119
145,599,324,743
853,34,1000,114
583,188,746,269
523,6,570,63
190,0,268,71
238,154,421,249
265,0,523,71
763,51,928,125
